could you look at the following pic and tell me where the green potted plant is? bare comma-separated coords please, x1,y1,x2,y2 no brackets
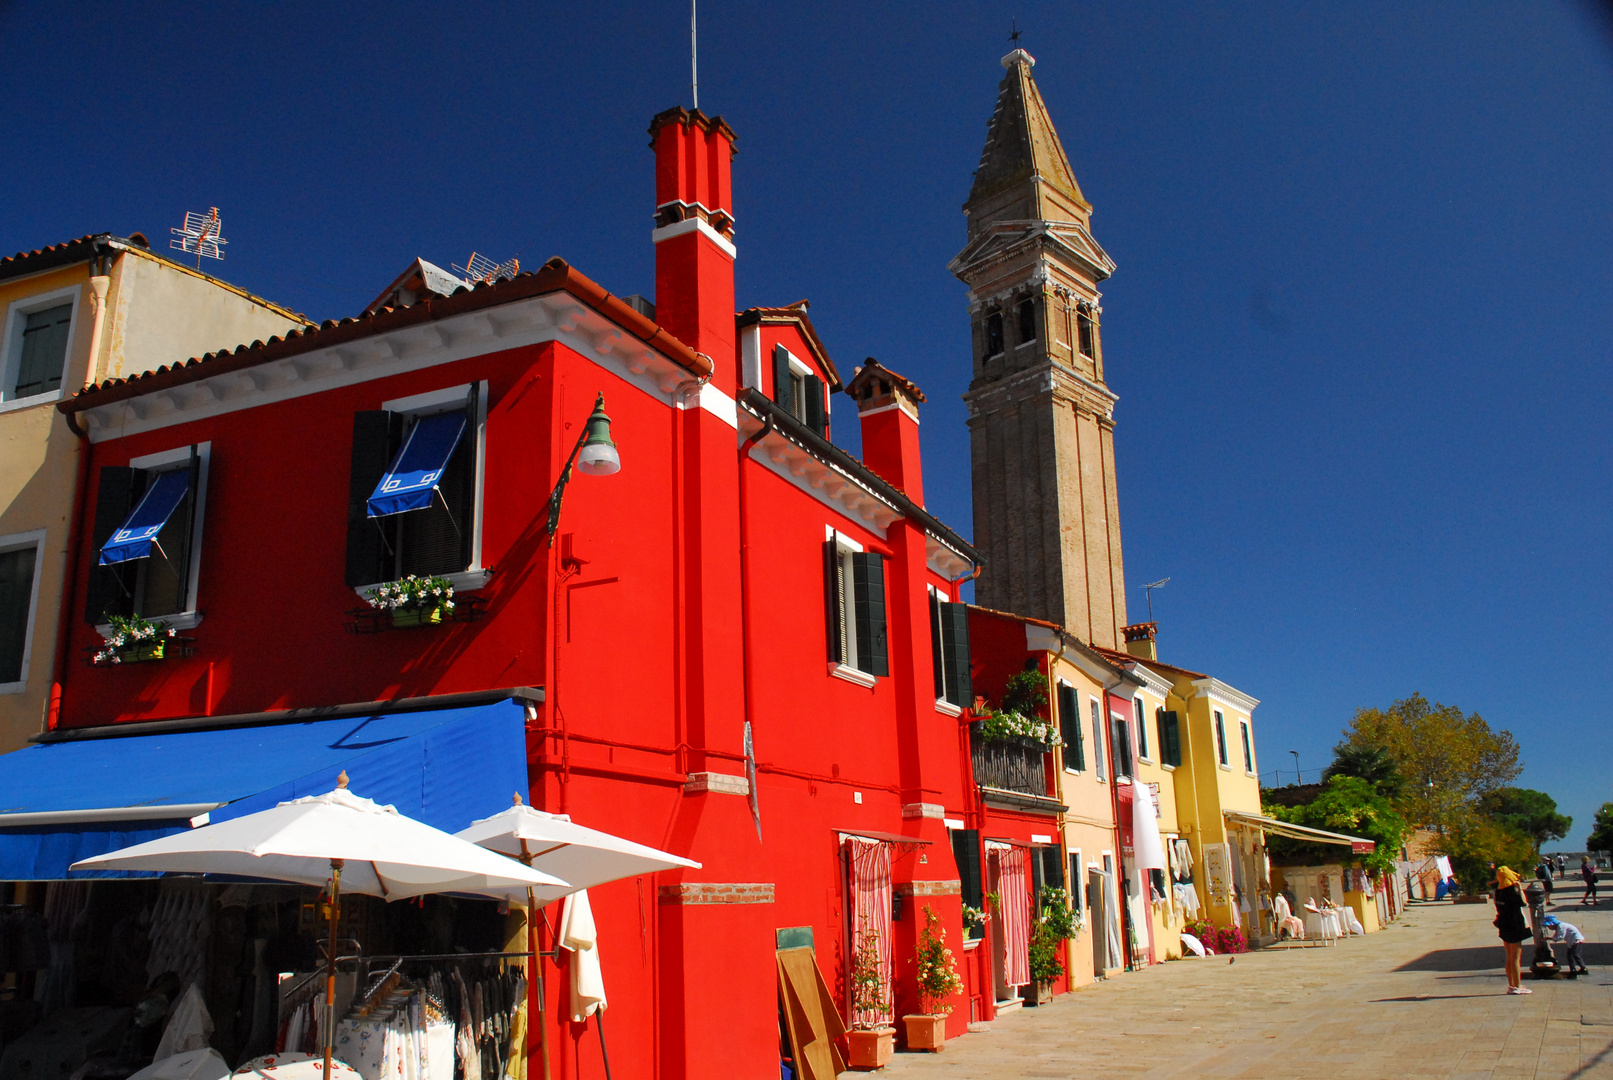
364,574,456,628
1025,886,1076,1005
974,673,1061,748
93,614,177,665
846,926,893,1070
904,906,963,1052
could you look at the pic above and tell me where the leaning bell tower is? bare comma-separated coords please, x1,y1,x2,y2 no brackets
952,48,1129,649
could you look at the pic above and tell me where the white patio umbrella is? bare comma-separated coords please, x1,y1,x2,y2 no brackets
72,777,567,1080
455,796,700,1080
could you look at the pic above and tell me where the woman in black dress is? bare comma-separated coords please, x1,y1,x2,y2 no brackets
1494,866,1532,994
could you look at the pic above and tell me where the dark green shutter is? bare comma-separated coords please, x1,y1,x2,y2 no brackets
1068,855,1083,911
13,304,73,397
84,466,136,623
929,592,944,699
852,552,887,677
824,538,845,664
803,377,825,436
1031,848,1045,900
1041,846,1065,890
773,345,792,408
951,828,983,909
1059,683,1085,771
1162,711,1181,767
943,602,971,706
345,412,394,586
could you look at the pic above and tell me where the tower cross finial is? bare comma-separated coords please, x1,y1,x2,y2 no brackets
1009,17,1022,44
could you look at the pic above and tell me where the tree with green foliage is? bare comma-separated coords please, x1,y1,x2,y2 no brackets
1478,788,1570,854
1322,742,1404,801
1586,803,1613,855
1446,818,1537,893
1263,775,1409,877
1340,693,1520,833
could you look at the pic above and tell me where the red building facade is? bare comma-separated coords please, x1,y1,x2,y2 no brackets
48,108,983,1078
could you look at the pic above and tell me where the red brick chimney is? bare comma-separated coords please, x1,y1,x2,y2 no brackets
846,359,927,504
647,107,737,393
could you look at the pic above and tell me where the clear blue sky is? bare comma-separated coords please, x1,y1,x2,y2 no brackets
4,3,1611,843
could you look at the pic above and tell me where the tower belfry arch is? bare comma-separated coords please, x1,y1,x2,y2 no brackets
952,47,1129,649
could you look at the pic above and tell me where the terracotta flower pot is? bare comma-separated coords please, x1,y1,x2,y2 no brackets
1022,980,1053,1006
902,1014,946,1052
846,1028,894,1070
390,607,444,628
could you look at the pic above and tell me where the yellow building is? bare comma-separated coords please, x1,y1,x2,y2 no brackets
0,234,305,750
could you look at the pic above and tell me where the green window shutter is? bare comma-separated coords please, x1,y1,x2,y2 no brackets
1215,712,1228,765
944,602,971,706
1058,683,1084,771
852,552,888,677
1031,847,1046,899
803,376,825,436
13,304,73,397
84,466,136,623
345,412,395,586
1241,722,1253,772
951,828,983,909
823,539,845,665
1162,711,1182,767
1067,855,1083,911
1040,845,1065,890
773,345,792,409
929,592,944,699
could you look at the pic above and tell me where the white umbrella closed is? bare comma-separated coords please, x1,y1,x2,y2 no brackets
72,777,568,1080
455,797,701,903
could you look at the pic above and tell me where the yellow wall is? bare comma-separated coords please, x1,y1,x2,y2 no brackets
0,247,302,751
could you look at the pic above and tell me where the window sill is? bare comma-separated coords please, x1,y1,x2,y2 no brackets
1244,771,1257,778
351,567,492,600
0,680,24,695
934,699,962,718
0,389,65,416
829,663,877,689
1161,763,1177,772
1218,763,1233,772
95,610,203,637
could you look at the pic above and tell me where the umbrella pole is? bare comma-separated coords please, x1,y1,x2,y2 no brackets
529,886,551,1080
324,858,344,1078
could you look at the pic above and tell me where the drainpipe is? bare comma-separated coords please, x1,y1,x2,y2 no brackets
46,262,111,732
736,410,775,840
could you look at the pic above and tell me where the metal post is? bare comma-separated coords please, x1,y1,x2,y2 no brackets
323,859,344,1079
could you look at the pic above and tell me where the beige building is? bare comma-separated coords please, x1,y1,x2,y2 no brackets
0,233,305,749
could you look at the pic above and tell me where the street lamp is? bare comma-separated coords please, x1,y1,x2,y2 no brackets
1289,750,1300,785
545,393,620,540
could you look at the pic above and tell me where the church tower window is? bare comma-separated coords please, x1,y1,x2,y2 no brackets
984,311,1004,359
1016,298,1036,347
1077,311,1096,359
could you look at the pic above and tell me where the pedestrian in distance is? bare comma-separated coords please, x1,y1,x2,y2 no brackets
1584,858,1599,906
1537,860,1555,905
1557,854,1567,879
1493,866,1533,994
1543,916,1588,975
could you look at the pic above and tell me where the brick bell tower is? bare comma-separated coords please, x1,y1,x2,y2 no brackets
951,48,1129,649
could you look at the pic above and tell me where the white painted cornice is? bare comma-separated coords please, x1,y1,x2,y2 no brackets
77,293,729,441
1190,677,1261,716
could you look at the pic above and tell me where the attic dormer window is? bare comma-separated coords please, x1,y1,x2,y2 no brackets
772,344,826,436
1016,298,1036,347
985,312,1004,359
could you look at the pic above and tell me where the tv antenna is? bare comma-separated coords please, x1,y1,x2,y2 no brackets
1142,577,1170,623
691,0,699,109
170,207,226,269
452,252,519,284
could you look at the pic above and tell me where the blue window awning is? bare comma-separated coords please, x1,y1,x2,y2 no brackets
100,469,191,565
367,411,466,518
0,699,528,880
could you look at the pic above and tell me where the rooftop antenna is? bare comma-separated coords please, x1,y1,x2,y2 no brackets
691,0,699,110
452,252,519,284
1142,577,1170,623
170,207,226,270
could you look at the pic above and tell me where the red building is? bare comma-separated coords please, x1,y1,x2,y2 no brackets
18,107,986,1078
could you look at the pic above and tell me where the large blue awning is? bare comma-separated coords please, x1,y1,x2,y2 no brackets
100,469,191,564
367,411,466,518
0,699,528,880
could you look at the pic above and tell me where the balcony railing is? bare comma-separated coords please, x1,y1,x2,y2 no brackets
971,735,1051,797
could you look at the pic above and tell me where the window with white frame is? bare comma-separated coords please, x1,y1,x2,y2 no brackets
86,444,211,624
1214,709,1229,767
1240,719,1255,774
1057,681,1084,771
928,585,970,707
772,345,827,437
1089,696,1105,780
1134,695,1150,761
1111,708,1133,779
1067,849,1083,915
346,383,486,588
824,529,887,680
1,286,78,404
0,530,45,692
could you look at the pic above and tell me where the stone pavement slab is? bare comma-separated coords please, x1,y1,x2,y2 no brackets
879,882,1613,1079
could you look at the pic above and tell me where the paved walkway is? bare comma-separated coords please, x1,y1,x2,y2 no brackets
882,881,1613,1079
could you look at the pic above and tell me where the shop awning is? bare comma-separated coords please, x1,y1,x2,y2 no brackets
367,411,466,517
0,698,529,880
100,469,191,564
1224,809,1376,854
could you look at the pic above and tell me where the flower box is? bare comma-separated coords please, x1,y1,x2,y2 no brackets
389,607,444,628
846,1028,894,1070
902,1015,946,1052
120,641,166,663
